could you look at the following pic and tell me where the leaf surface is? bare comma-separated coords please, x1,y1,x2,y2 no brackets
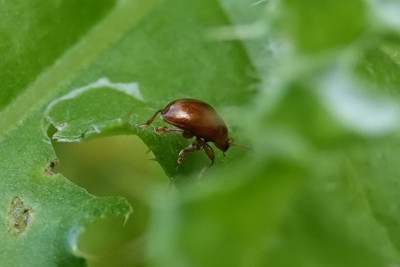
0,0,254,265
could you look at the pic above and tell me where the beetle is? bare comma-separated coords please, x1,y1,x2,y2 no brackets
139,98,245,173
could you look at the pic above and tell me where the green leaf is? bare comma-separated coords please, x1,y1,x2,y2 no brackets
0,0,254,265
43,0,255,180
280,0,367,52
0,0,116,110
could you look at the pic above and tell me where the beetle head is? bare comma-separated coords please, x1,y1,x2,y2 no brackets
215,137,230,152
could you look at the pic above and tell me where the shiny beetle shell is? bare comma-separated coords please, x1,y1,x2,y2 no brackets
160,99,229,151
140,98,236,175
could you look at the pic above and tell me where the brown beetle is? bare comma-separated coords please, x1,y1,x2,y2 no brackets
140,98,246,173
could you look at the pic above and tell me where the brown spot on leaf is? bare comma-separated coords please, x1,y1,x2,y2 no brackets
7,196,33,235
44,158,59,176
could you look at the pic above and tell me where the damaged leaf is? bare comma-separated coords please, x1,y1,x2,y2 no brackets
0,0,254,266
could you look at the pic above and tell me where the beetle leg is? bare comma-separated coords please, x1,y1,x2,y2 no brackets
177,141,202,165
177,139,215,176
139,109,162,127
155,126,184,134
199,142,215,176
203,143,215,165
182,130,194,139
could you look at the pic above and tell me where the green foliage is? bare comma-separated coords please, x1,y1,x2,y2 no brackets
281,0,367,52
2,0,400,266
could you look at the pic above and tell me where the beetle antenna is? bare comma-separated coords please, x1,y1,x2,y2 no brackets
228,137,253,152
230,142,254,152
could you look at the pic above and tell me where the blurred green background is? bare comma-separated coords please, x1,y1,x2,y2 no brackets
3,0,400,266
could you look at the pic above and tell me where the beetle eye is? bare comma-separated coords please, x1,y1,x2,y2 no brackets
228,138,234,144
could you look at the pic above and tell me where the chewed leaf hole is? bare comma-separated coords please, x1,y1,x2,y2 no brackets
44,158,60,176
51,135,168,263
7,196,33,235
52,135,168,198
